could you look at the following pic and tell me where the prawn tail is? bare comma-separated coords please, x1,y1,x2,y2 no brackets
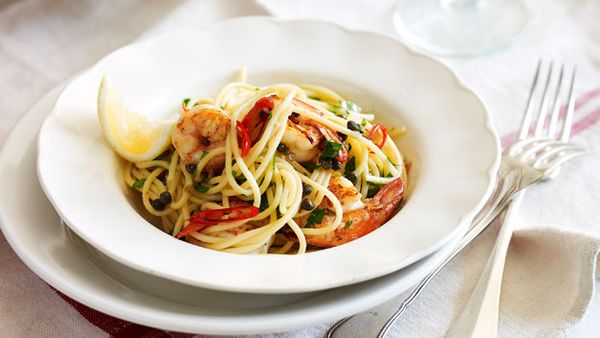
366,177,405,222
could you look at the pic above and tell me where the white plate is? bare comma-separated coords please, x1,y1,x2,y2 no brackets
1,84,466,335
37,17,499,293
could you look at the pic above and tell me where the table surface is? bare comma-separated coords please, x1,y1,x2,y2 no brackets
1,0,599,337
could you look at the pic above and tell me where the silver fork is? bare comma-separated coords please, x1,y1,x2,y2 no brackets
446,61,578,337
325,61,584,338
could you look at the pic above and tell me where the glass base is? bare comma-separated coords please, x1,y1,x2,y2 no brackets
393,0,528,56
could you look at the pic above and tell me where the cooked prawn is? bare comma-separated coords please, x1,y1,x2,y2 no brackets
172,94,348,170
318,174,365,212
302,176,405,247
276,97,348,163
172,106,230,172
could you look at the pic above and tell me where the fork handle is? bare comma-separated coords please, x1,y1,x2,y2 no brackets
446,193,523,338
372,168,523,338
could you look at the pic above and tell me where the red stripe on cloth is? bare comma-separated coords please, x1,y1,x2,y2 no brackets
571,105,600,136
52,288,195,338
500,88,600,147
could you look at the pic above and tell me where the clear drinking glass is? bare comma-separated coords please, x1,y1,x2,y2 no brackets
393,0,528,56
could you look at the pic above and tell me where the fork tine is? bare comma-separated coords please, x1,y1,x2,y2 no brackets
542,149,586,172
534,144,584,167
518,139,555,161
533,62,554,137
518,60,542,140
546,64,564,138
560,66,577,141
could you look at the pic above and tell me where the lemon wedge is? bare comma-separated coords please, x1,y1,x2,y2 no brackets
98,78,173,162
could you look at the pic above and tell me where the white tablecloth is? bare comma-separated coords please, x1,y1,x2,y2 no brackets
1,0,599,337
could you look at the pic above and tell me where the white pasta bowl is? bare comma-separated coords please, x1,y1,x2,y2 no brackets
37,17,499,293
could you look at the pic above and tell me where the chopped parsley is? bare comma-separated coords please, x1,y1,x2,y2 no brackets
259,193,269,212
182,97,191,107
308,95,322,101
131,178,146,189
305,208,326,228
341,100,360,115
344,156,356,174
321,140,342,158
301,161,318,171
361,118,368,127
201,150,209,158
230,169,246,184
193,183,209,193
344,220,353,229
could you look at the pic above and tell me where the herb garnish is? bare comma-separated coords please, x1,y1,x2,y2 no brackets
305,208,326,228
344,156,356,174
341,100,360,115
259,193,269,212
344,220,353,229
131,178,146,189
361,118,368,127
193,183,209,193
321,140,342,158
182,97,191,107
301,161,318,171
367,183,383,198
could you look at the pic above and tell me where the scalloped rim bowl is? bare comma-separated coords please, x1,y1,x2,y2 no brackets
37,17,499,294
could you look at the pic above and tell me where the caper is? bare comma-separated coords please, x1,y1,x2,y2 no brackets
159,191,172,205
151,198,166,211
277,143,289,154
337,132,348,141
301,198,315,210
302,184,313,195
347,120,363,132
319,157,332,169
331,159,342,170
186,163,197,174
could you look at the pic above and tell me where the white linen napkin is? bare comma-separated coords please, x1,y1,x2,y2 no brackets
326,223,600,337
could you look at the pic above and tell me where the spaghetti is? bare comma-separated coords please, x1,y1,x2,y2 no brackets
122,70,407,254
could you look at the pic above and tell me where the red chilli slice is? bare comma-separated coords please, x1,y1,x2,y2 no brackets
242,96,274,144
236,121,251,157
176,205,260,238
368,123,387,148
